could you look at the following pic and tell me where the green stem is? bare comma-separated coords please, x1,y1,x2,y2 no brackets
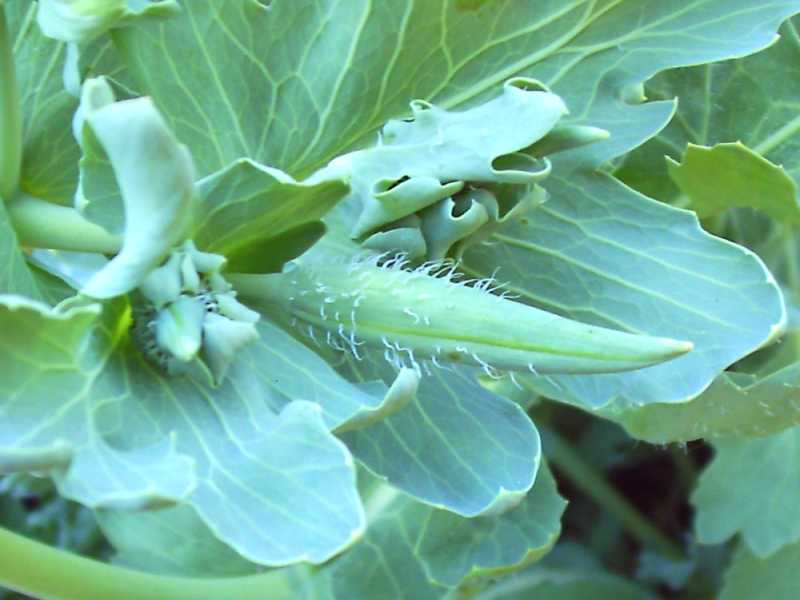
0,3,22,200
540,427,686,561
0,525,296,600
7,193,121,253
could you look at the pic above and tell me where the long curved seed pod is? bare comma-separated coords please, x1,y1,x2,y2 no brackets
232,258,693,375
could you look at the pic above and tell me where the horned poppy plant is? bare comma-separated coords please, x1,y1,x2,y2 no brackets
1,2,800,599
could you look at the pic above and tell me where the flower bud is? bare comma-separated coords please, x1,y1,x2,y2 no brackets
37,0,126,43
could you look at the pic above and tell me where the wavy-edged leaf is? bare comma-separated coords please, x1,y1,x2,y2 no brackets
417,462,565,588
340,359,540,517
0,294,368,565
720,541,800,600
666,142,800,221
193,158,349,272
114,1,799,177
603,363,800,443
474,541,654,600
317,78,564,241
692,429,800,557
618,16,800,204
317,464,564,599
243,319,419,433
0,296,196,505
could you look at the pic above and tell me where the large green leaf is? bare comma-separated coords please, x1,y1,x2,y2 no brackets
416,462,565,587
193,158,349,273
341,360,541,517
603,363,800,443
665,142,800,221
604,16,800,437
720,542,800,600
114,1,799,177
316,464,565,599
691,429,800,557
618,16,800,203
0,296,371,566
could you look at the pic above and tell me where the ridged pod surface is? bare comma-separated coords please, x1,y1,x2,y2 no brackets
234,256,693,375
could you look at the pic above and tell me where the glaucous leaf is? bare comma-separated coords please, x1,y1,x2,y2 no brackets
340,360,541,517
465,171,785,409
603,364,800,443
719,542,800,600
0,295,369,566
666,142,800,221
416,462,565,587
317,464,565,598
193,158,349,273
692,429,800,557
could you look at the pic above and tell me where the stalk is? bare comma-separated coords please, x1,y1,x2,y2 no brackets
0,525,296,600
540,427,686,561
7,193,121,253
0,3,22,200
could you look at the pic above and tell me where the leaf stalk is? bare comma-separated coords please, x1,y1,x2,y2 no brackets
7,193,121,253
0,525,296,600
0,4,22,200
540,426,687,561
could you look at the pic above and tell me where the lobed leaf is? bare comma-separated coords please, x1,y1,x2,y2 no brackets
666,142,800,221
603,364,800,443
340,360,541,517
316,464,565,598
692,429,800,557
193,158,349,273
720,541,800,600
0,293,375,565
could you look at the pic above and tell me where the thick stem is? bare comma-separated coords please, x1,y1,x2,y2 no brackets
540,427,686,561
0,526,296,600
0,4,22,200
7,193,121,253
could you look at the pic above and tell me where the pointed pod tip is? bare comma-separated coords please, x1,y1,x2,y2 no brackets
642,336,693,362
669,338,694,356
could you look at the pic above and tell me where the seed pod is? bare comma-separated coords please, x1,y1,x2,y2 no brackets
233,258,693,375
